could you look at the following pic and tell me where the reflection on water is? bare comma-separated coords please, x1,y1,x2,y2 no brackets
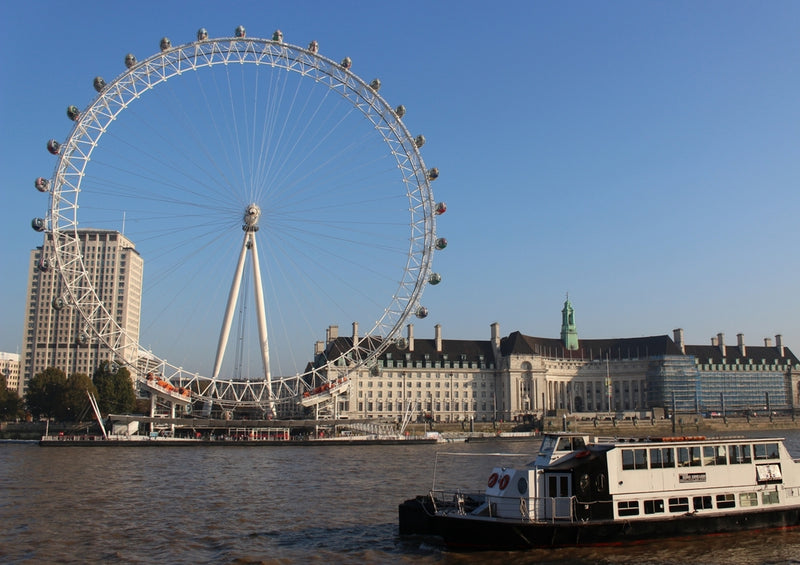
1,430,799,564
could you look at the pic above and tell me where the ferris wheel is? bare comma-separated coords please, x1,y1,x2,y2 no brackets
32,27,445,414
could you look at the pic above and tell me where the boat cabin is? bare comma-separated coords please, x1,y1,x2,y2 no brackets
479,433,800,523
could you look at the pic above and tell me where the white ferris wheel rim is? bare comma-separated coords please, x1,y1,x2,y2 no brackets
40,29,439,408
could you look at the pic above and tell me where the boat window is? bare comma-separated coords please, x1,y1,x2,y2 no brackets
729,444,752,464
716,493,735,509
556,437,572,451
644,499,664,514
540,436,557,453
754,443,780,460
762,490,780,505
617,500,639,517
702,445,727,465
622,448,647,470
650,447,675,468
693,496,713,511
668,497,689,513
677,447,701,467
622,449,634,470
739,492,758,507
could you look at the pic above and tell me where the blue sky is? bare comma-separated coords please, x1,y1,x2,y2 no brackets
2,0,799,373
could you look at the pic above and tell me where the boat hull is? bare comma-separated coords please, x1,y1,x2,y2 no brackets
399,496,800,550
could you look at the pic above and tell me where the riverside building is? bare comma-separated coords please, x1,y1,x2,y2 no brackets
20,230,143,395
0,352,21,391
308,299,800,422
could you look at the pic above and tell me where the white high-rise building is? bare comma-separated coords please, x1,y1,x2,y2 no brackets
20,230,143,395
0,352,20,391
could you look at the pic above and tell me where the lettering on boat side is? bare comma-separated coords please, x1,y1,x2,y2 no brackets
679,472,707,483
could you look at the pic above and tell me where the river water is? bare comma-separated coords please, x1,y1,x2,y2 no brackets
2,431,800,564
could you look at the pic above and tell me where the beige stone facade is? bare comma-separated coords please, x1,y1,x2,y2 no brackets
20,230,143,394
0,352,21,391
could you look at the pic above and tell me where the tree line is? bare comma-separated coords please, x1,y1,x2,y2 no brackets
0,361,136,421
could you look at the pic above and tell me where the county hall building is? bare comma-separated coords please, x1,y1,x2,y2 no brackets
306,299,800,422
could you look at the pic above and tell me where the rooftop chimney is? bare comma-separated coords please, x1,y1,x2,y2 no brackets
491,322,501,350
315,340,325,355
326,325,339,344
352,321,359,347
435,324,442,353
673,328,685,354
717,332,725,357
737,333,746,357
764,337,773,347
407,323,414,352
776,334,784,357
711,336,718,347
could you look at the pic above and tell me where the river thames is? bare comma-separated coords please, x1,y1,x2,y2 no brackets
2,431,800,564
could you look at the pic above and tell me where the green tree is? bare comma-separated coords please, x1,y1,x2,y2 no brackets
25,367,67,419
0,374,23,421
93,362,135,415
61,372,97,421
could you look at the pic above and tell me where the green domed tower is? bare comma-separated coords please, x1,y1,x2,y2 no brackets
561,296,579,350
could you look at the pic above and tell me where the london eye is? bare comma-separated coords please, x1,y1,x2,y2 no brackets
32,27,445,415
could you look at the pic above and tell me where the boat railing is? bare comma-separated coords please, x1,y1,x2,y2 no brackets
429,490,596,523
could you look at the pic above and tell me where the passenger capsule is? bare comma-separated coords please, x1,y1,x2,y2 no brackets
78,332,89,344
125,53,137,69
67,105,80,121
47,139,60,155
93,76,106,92
435,237,448,250
38,257,50,272
35,177,50,192
341,57,352,69
370,365,381,377
427,167,439,181
435,202,447,215
415,306,429,319
414,135,426,148
272,29,283,43
197,28,208,41
52,296,65,311
369,78,381,91
235,25,246,38
428,273,442,285
160,37,171,51
395,105,406,118
31,218,46,232
308,40,319,53
396,337,408,350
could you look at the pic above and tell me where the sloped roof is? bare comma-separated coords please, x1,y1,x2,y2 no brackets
501,331,682,360
685,343,799,365
317,330,798,366
321,335,494,364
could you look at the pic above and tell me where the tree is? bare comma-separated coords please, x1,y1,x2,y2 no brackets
25,367,67,419
93,362,135,415
61,372,97,422
0,374,23,421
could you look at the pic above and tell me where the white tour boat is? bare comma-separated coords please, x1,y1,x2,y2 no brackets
398,433,800,550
